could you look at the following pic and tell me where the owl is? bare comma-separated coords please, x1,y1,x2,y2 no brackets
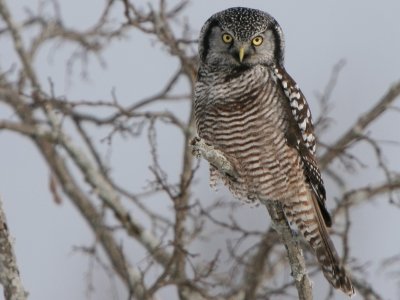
193,7,354,296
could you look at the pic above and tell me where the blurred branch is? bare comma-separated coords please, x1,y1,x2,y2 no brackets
314,59,346,135
242,227,279,300
0,92,151,298
339,175,400,208
1,0,399,299
122,0,197,81
0,0,40,90
0,196,28,300
319,81,400,169
352,277,384,300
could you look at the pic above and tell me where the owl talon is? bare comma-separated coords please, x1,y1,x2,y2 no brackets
190,136,238,181
190,136,201,145
190,137,202,158
220,164,239,181
225,172,238,182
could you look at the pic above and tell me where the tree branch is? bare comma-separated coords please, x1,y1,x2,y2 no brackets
190,136,313,300
0,196,28,300
319,81,400,169
264,202,313,300
0,0,40,90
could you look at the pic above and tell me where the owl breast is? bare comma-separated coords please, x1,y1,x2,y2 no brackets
195,65,301,202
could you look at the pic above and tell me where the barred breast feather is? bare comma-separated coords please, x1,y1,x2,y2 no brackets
195,65,301,203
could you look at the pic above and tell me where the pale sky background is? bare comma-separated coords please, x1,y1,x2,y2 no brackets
1,1,400,299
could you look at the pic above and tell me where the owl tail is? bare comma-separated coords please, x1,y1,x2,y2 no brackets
284,193,355,297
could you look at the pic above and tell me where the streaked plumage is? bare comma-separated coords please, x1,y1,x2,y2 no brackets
194,7,354,296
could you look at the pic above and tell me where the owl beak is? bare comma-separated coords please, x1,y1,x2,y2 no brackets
239,46,245,63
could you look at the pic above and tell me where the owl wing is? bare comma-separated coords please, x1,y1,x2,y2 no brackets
274,66,332,227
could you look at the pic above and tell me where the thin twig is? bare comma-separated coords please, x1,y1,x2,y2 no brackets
319,81,400,169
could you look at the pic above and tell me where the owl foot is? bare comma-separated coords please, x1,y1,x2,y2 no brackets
190,136,239,181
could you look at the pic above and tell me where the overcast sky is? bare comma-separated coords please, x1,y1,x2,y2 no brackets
1,1,400,299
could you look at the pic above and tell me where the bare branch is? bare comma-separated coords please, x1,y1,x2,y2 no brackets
190,136,313,300
0,196,28,300
242,227,279,300
265,201,313,300
340,175,400,207
0,0,40,90
319,81,400,169
1,1,398,299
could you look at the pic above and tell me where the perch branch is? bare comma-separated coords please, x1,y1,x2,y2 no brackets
190,136,313,300
190,137,239,180
264,201,313,300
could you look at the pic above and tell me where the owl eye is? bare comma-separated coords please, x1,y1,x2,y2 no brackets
222,33,233,44
252,36,263,46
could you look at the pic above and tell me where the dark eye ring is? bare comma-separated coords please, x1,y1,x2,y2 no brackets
222,33,233,44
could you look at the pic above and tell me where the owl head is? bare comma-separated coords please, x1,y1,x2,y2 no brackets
198,7,285,68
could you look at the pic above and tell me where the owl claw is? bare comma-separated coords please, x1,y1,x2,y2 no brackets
225,172,238,182
190,136,238,181
190,137,203,158
219,164,239,182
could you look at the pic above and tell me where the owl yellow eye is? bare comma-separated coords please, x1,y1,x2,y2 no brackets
222,33,233,44
252,36,263,46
